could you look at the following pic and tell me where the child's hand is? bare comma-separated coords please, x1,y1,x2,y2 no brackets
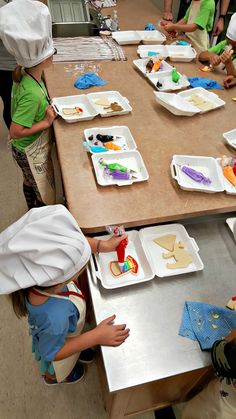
223,75,236,89
164,23,176,32
209,54,221,67
220,50,232,64
95,315,130,346
44,105,57,126
162,12,173,22
100,234,128,253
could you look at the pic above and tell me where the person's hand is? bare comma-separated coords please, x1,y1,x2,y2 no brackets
100,233,128,252
220,50,232,64
209,54,221,67
44,105,57,126
223,75,236,89
225,328,236,342
213,17,224,37
94,315,130,346
163,11,173,22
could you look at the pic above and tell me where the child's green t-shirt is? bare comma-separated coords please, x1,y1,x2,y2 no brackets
208,40,236,61
11,75,48,152
184,0,215,32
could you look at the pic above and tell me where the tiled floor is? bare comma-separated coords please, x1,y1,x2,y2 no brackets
0,101,155,419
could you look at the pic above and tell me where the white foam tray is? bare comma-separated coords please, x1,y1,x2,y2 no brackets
226,218,236,235
52,95,98,123
166,45,197,62
136,30,166,44
137,44,168,58
154,87,225,116
84,125,137,154
112,30,141,45
87,91,132,117
90,230,154,289
147,71,190,92
139,224,204,277
223,129,236,150
170,155,233,194
91,150,149,186
133,58,173,76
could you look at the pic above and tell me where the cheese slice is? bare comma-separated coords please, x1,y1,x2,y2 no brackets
95,97,110,107
62,107,77,115
153,234,176,251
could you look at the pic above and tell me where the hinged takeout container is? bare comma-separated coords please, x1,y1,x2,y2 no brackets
112,30,166,45
84,125,137,154
90,224,204,289
171,155,236,195
137,45,197,61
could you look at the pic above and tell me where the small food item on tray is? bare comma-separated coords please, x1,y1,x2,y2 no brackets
156,81,163,88
62,107,83,115
99,157,137,173
223,166,236,186
153,234,176,252
188,94,215,111
96,134,114,143
95,97,110,107
104,142,121,151
104,102,124,113
226,296,236,311
181,165,211,185
162,241,193,269
110,255,139,277
146,57,163,73
199,65,212,72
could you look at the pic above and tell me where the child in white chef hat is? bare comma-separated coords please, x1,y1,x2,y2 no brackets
0,205,129,385
199,12,236,85
0,0,57,209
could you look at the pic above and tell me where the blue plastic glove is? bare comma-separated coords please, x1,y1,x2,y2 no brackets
74,73,107,90
145,23,157,31
188,77,223,90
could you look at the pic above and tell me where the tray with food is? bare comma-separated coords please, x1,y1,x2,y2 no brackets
136,30,166,44
166,45,197,62
223,129,236,150
87,91,132,117
133,57,173,76
147,70,190,92
84,125,137,153
52,94,98,122
112,30,141,45
137,44,168,58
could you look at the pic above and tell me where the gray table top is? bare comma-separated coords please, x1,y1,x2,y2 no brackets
87,215,236,392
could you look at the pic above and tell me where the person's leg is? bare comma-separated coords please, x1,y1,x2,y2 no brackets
0,70,13,129
11,146,45,209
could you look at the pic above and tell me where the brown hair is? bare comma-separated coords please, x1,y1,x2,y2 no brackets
12,65,23,83
9,289,28,318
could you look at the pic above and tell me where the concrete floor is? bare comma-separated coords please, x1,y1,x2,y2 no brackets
0,101,156,419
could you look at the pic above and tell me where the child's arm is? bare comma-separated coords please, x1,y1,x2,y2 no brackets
54,315,130,361
163,0,173,21
87,234,128,254
164,20,198,34
198,50,221,67
220,51,236,77
10,105,57,139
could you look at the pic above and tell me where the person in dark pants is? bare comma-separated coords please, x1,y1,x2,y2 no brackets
0,1,16,130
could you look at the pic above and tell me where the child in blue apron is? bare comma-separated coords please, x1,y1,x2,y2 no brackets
0,205,129,385
0,0,57,209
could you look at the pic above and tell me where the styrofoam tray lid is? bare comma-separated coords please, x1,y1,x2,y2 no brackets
52,95,98,123
136,30,166,44
84,125,137,153
91,150,149,186
178,87,225,114
226,217,236,234
154,91,200,116
133,58,173,76
171,155,224,193
223,129,236,150
140,223,204,277
216,158,236,195
90,230,154,289
147,71,190,92
137,44,168,58
87,91,132,117
166,45,197,62
112,30,141,45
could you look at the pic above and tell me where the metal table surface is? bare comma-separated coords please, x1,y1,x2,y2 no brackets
87,215,236,392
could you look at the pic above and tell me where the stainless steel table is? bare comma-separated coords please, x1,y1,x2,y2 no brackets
87,216,236,418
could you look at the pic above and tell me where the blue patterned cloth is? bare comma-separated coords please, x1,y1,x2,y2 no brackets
179,302,236,350
188,77,223,90
145,23,157,31
74,73,107,89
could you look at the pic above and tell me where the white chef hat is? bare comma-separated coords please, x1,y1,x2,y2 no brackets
0,0,54,68
0,205,91,294
226,13,236,42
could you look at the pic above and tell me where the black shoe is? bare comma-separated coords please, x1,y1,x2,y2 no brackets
79,348,95,364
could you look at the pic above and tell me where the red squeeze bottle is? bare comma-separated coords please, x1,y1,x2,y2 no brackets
116,238,128,268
